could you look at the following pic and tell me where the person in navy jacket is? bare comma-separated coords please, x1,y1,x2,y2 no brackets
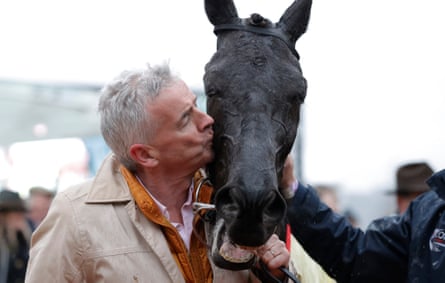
281,157,445,282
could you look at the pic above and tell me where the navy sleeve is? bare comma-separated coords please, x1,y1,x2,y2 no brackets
286,183,410,283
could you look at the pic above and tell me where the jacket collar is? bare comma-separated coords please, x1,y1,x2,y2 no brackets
85,153,132,204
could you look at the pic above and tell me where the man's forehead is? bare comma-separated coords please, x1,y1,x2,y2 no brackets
148,82,195,117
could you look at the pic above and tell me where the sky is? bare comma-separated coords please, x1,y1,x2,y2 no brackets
1,0,444,194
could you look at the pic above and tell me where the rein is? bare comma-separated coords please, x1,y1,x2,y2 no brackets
213,23,300,60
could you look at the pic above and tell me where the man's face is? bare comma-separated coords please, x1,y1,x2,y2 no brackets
147,80,214,173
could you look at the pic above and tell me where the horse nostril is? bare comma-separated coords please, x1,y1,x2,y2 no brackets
215,187,241,219
216,186,286,224
263,190,286,223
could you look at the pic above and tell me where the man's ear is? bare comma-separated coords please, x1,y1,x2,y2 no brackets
129,144,159,168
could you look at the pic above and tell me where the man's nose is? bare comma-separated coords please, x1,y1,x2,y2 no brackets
197,110,214,131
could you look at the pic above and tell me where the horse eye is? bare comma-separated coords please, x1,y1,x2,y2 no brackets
206,87,218,98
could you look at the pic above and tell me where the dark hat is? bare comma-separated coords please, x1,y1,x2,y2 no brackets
392,162,434,195
0,189,27,212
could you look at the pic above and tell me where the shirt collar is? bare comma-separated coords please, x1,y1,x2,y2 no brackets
135,175,194,221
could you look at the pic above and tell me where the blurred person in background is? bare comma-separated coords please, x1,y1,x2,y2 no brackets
386,161,434,214
314,184,359,227
0,188,32,283
26,186,55,230
314,184,340,213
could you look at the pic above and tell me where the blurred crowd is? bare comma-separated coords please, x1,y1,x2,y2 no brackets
0,186,54,283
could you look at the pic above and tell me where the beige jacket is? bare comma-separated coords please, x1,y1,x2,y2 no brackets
25,154,334,283
25,155,252,283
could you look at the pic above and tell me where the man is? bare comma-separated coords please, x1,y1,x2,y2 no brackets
25,63,290,283
0,189,32,283
387,161,434,214
281,157,445,282
26,186,55,229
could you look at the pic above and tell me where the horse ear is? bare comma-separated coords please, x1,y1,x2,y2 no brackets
205,0,239,25
278,0,312,44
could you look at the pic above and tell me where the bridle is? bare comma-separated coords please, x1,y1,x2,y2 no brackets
213,23,300,60
192,176,215,214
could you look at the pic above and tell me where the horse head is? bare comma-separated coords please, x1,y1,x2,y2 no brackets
202,0,312,270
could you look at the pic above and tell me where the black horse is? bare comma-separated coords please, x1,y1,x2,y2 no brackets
202,0,312,272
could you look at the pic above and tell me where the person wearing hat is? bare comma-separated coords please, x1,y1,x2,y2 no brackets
388,162,434,214
0,188,32,283
279,156,445,282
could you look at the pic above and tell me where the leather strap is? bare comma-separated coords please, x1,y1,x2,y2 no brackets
214,23,300,59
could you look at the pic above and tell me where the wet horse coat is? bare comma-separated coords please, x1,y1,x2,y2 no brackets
202,0,312,271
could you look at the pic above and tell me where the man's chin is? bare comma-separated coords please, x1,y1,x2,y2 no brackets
201,155,214,168
202,146,214,162
207,151,215,163
191,151,212,169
